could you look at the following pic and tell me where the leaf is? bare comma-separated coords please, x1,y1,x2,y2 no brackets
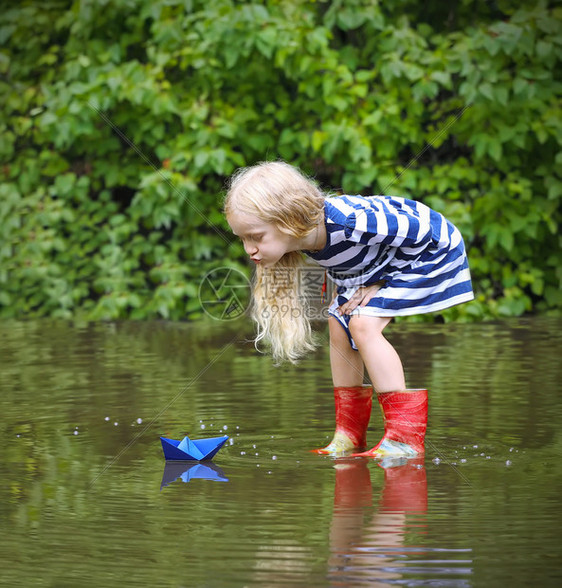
545,176,562,200
536,40,553,60
429,71,451,86
479,82,494,100
494,86,509,106
488,139,502,162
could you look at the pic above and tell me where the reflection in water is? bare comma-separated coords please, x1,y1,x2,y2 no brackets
160,461,229,488
329,458,473,586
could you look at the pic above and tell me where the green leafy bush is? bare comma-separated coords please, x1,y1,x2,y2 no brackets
1,0,560,320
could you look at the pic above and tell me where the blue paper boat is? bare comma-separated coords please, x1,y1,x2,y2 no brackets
160,435,229,461
160,462,229,489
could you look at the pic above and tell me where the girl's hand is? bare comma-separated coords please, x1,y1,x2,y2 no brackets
338,283,383,316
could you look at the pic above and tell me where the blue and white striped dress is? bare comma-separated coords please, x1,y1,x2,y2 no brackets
305,195,474,345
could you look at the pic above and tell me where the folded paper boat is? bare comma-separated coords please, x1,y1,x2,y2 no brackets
160,435,229,461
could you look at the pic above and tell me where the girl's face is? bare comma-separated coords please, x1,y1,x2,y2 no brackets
227,210,294,267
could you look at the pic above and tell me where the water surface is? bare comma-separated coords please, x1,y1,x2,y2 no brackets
1,317,561,586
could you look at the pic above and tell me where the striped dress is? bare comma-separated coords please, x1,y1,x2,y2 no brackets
305,195,474,345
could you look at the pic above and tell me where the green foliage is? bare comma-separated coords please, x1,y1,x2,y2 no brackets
1,0,560,320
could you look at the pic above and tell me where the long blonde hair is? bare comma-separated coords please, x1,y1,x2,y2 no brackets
224,161,326,364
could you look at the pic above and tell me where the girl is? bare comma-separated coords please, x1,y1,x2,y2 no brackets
224,161,473,458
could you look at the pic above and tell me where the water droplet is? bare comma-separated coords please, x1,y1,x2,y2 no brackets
432,457,441,464
272,455,277,460
473,445,478,449
506,460,512,466
256,464,260,467
255,452,259,456
200,424,206,429
105,417,110,421
74,430,79,435
16,434,20,438
228,438,233,445
75,426,79,430
137,418,142,424
223,425,228,431
236,426,239,430
114,422,118,426
460,458,467,463
509,447,514,452
486,456,491,459
480,453,485,456
252,444,256,449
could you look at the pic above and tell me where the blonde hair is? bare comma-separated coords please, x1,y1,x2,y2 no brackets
224,161,326,364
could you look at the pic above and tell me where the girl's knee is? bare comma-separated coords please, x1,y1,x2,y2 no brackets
348,315,391,343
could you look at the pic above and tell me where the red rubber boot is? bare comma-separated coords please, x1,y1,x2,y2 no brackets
313,385,373,455
353,389,428,458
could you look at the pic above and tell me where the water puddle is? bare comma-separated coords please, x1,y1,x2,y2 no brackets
1,317,561,586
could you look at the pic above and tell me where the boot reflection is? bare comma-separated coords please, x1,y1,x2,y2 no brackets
379,457,427,513
330,459,373,554
328,457,427,586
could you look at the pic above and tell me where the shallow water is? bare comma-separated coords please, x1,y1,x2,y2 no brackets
1,317,561,587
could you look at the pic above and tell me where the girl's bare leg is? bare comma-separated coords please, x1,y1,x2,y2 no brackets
313,317,370,455
348,316,406,392
329,317,364,386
